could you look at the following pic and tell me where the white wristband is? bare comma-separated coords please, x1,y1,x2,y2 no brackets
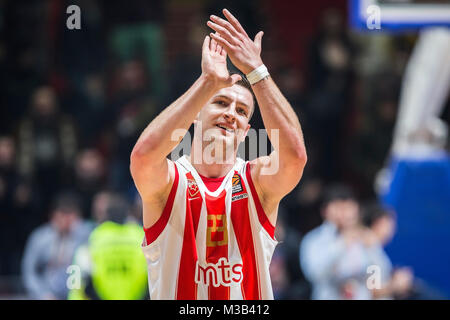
246,64,269,85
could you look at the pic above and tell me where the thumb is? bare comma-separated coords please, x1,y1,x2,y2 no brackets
229,74,242,86
202,35,210,54
254,31,264,50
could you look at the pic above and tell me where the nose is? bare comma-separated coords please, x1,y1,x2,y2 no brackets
223,104,237,122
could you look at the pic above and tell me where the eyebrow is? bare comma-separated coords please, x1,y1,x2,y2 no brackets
214,95,250,111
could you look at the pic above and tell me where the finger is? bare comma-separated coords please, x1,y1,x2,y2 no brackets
254,31,264,50
214,33,222,53
229,73,242,85
202,35,210,54
210,36,217,52
225,73,242,87
210,32,234,52
207,21,237,45
210,14,242,40
220,45,227,57
222,8,248,37
202,36,210,51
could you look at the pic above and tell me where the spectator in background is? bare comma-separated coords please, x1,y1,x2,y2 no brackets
90,189,115,225
300,184,386,299
348,97,398,198
21,192,92,300
71,149,106,219
300,184,358,299
305,8,355,182
0,135,20,274
270,207,311,300
103,0,165,98
165,12,207,106
0,135,40,277
16,86,78,221
128,191,144,225
361,202,412,299
68,195,148,300
361,202,444,300
103,59,158,194
1,1,47,130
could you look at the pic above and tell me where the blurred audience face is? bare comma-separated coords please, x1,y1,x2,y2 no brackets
0,136,15,168
321,8,343,36
297,178,322,205
278,68,305,98
75,149,104,186
321,39,349,70
31,86,57,117
371,214,396,246
92,190,113,223
117,60,147,93
325,199,360,230
51,209,80,235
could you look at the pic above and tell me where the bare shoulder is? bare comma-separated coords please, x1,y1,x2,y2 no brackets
137,158,177,229
248,156,280,225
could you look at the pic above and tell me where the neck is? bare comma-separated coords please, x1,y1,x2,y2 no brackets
189,139,237,178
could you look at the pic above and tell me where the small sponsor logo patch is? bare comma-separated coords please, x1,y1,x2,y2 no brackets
232,193,248,202
195,258,243,287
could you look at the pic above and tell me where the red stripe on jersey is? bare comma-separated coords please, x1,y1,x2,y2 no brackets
186,172,202,237
245,162,275,240
231,171,260,300
144,163,179,244
205,190,230,300
176,172,203,300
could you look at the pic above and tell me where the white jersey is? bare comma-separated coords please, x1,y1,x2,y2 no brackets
141,155,278,300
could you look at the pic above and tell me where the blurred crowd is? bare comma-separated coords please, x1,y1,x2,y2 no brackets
273,184,445,300
0,0,448,299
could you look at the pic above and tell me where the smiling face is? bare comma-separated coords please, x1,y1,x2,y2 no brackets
194,84,254,162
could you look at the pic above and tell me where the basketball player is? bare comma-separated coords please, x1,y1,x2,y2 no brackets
130,9,307,300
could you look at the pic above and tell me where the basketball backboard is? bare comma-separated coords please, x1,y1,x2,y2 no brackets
350,0,450,31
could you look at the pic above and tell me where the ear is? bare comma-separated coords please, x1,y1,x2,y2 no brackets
241,124,251,143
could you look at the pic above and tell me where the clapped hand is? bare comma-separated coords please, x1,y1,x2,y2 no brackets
207,8,264,75
201,32,242,89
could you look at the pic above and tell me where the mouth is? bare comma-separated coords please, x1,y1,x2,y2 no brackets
216,124,234,134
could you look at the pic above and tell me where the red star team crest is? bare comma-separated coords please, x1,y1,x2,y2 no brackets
187,178,200,197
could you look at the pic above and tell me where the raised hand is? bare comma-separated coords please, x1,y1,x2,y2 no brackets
201,33,242,89
207,8,264,75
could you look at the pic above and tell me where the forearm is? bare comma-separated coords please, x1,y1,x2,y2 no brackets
131,74,218,162
252,76,306,163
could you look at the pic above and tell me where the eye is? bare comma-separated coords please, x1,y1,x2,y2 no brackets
215,100,227,106
237,108,248,117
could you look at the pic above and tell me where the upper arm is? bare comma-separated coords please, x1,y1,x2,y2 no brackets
250,150,306,214
130,154,176,228
246,150,304,225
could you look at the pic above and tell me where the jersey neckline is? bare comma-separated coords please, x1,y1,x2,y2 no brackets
177,155,244,197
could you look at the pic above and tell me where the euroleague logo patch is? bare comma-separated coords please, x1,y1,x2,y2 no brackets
232,174,243,194
231,173,248,202
187,178,200,197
